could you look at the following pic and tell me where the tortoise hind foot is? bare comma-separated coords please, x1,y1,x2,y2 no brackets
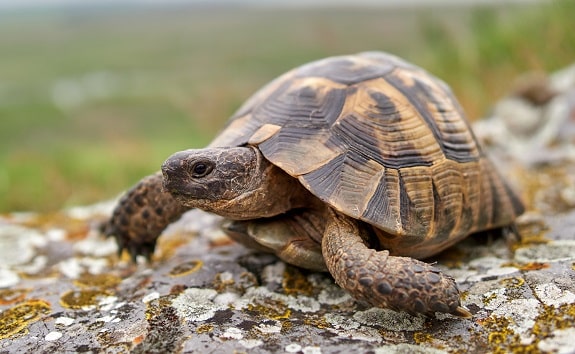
322,209,471,318
222,213,327,272
105,172,187,262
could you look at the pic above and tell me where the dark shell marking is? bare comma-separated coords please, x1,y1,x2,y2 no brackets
210,51,524,258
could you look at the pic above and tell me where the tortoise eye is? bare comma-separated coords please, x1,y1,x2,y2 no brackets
191,161,213,178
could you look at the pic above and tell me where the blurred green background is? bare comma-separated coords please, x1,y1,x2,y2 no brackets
0,0,573,212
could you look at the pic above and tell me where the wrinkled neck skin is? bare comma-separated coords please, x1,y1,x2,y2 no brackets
162,146,317,220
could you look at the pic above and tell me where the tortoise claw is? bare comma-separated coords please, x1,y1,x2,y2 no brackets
453,306,472,318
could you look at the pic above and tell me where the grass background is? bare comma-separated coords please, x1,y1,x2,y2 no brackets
0,1,573,212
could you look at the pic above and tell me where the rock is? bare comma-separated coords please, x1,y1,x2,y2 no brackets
474,63,575,166
2,65,575,353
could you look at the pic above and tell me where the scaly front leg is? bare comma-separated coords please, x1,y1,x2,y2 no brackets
105,172,188,261
321,208,471,318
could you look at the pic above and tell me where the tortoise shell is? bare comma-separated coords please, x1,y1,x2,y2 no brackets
209,51,524,252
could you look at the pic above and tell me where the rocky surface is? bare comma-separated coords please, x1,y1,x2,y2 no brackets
2,65,575,353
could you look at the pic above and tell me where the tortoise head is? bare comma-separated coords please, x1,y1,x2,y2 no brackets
161,146,313,219
161,147,260,208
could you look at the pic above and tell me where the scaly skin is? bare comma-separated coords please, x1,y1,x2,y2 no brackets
322,208,471,318
105,172,187,261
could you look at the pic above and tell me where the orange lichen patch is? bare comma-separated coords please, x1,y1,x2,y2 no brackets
0,299,51,340
155,233,195,261
144,297,173,321
280,320,293,333
20,212,90,241
304,316,330,329
532,304,575,338
282,266,314,296
413,332,435,345
213,272,235,293
502,262,550,271
518,262,549,271
196,324,214,334
73,273,122,289
133,334,146,345
478,303,575,353
0,289,29,305
59,289,112,310
170,284,188,295
168,260,203,277
246,299,291,320
499,277,525,288
478,316,532,354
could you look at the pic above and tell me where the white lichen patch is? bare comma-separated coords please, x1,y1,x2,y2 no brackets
46,228,67,242
213,292,240,306
142,292,160,303
15,255,48,275
256,322,282,334
285,343,302,353
74,230,118,257
261,262,286,285
239,339,263,349
317,286,352,305
55,316,75,326
0,225,44,266
172,288,225,322
534,283,575,307
96,315,117,323
0,268,20,288
375,343,448,354
98,296,119,311
514,240,575,263
492,298,541,337
336,326,383,342
353,308,424,332
59,258,83,278
324,313,360,330
482,288,508,311
45,331,63,341
284,295,320,313
58,257,109,279
537,327,575,354
233,286,320,313
221,327,244,340
302,346,322,354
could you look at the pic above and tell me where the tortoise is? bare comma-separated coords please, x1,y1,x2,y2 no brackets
105,51,524,317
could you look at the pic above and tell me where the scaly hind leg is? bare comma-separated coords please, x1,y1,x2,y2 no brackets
321,208,471,318
105,172,188,261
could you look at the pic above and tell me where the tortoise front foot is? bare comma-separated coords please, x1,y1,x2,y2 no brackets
105,172,187,262
322,209,471,318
